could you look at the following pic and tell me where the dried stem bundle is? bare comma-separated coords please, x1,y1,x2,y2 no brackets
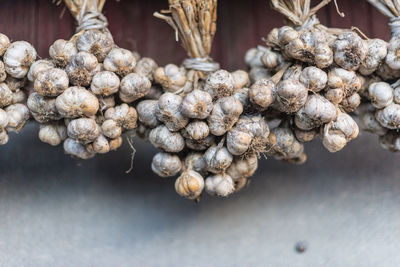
154,0,217,59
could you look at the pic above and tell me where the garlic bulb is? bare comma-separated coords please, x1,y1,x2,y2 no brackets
39,122,67,146
3,41,37,78
63,138,95,159
49,39,78,68
154,64,187,93
104,47,136,77
56,86,99,118
180,89,213,119
149,125,185,153
76,29,114,62
5,103,30,132
156,92,188,131
66,51,99,86
151,152,182,177
28,59,54,82
205,174,235,197
90,71,120,96
175,170,204,200
204,70,235,99
0,33,10,56
119,73,151,103
34,68,69,97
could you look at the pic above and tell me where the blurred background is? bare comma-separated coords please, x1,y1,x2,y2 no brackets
1,0,400,266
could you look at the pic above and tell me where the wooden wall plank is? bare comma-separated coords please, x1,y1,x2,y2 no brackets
0,0,393,70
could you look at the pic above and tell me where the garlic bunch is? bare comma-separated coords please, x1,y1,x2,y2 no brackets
0,33,36,145
28,0,156,159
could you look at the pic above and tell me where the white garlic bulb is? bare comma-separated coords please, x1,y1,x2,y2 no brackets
63,138,95,159
134,57,158,81
5,103,30,132
376,103,400,129
0,33,10,56
66,51,99,86
180,89,213,119
205,174,235,197
119,73,151,103
104,103,138,130
207,96,243,136
28,59,54,82
204,70,235,99
3,41,37,78
56,86,99,118
249,78,276,110
101,119,122,139
368,82,394,109
49,39,78,68
182,120,209,140
0,108,9,129
203,144,233,174
299,66,327,93
231,70,250,89
275,79,308,113
103,47,136,76
227,155,258,181
34,68,69,97
333,32,367,71
27,92,61,123
39,122,68,146
136,100,160,128
154,64,187,93
151,152,182,177
0,82,13,107
90,71,120,96
67,117,101,144
156,92,188,131
76,29,114,62
149,125,185,153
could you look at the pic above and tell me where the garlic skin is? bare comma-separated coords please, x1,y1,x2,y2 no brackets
0,33,10,56
119,73,151,103
5,103,30,132
90,71,120,96
204,70,235,99
233,87,250,107
294,94,336,130
136,100,159,128
0,108,9,129
49,39,78,68
103,47,136,77
63,138,95,159
66,51,99,86
275,79,308,113
182,120,209,140
227,155,258,182
104,103,138,130
180,89,213,119
56,86,99,118
394,86,400,104
151,152,182,177
39,122,67,146
249,78,276,110
376,103,400,129
149,125,185,153
154,64,187,93
299,66,327,93
67,118,101,144
207,96,243,136
359,39,388,75
333,32,367,71
3,41,37,78
231,70,250,89
205,174,235,197
368,82,394,109
175,170,204,200
28,59,55,82
76,29,114,62
0,83,13,107
146,85,163,100
101,119,122,139
156,92,188,132
28,93,61,123
203,144,233,174
322,110,359,152
34,68,69,97
134,57,158,82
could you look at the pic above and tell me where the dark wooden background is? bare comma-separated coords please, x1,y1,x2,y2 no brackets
0,0,392,70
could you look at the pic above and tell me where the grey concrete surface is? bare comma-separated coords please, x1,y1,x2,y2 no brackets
0,122,400,267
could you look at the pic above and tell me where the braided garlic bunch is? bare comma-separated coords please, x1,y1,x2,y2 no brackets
136,0,279,200
28,0,157,159
0,33,36,145
245,0,367,156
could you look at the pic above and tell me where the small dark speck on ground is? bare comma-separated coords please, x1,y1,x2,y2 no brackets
295,241,307,253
